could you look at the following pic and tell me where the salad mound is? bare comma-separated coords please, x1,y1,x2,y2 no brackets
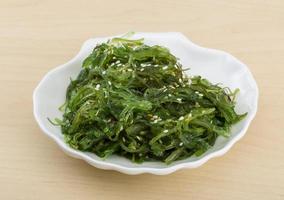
51,36,246,164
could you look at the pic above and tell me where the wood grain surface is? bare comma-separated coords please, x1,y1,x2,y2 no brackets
1,0,283,199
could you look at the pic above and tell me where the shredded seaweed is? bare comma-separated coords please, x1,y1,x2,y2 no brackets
53,36,247,164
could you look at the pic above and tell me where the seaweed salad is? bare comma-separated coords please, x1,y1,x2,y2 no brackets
51,35,247,164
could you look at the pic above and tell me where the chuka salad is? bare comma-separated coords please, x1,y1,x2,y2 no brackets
51,36,247,164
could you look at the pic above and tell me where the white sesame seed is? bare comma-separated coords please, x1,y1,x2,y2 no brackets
179,142,184,146
153,119,158,123
168,94,172,97
140,68,145,71
127,69,133,72
179,78,182,83
113,56,116,59
122,137,126,142
95,84,100,90
154,64,159,67
163,129,169,133
136,136,142,141
115,60,120,64
162,66,168,70
177,98,182,102
108,81,112,86
117,63,122,66
199,93,204,97
189,113,192,117
179,116,184,121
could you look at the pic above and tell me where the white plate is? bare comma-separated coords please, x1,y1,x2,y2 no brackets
33,32,258,175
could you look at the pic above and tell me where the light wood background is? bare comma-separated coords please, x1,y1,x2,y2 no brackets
1,0,283,199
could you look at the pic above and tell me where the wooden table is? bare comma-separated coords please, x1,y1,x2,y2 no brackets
1,0,283,199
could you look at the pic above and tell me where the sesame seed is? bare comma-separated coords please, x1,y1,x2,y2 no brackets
95,84,100,90
108,81,112,86
168,94,172,97
122,137,126,142
179,116,184,121
179,78,182,83
163,129,169,133
179,142,184,146
162,66,168,70
153,119,158,123
177,98,182,102
154,64,159,67
113,56,116,59
102,71,106,75
189,113,192,117
140,68,145,71
115,60,120,64
127,69,133,72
